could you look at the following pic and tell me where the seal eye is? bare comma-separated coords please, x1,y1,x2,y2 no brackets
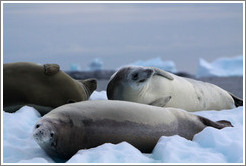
132,73,139,80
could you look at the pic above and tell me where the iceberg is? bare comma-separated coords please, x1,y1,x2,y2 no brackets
69,64,81,71
127,57,177,73
87,58,103,71
196,56,243,77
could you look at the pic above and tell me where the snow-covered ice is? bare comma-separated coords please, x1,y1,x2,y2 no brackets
196,55,243,77
2,106,53,163
2,91,244,164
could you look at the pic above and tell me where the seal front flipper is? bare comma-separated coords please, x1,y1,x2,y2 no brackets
150,67,174,80
149,96,172,107
43,64,60,75
228,92,243,107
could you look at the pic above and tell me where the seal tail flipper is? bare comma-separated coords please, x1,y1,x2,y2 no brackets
198,116,233,129
229,92,243,107
43,64,60,75
216,120,234,128
79,78,97,96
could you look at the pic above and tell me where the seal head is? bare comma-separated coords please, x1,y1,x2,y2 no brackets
33,116,85,159
107,66,173,106
33,120,57,156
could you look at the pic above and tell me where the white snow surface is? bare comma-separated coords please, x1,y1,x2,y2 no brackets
196,55,243,77
2,91,244,164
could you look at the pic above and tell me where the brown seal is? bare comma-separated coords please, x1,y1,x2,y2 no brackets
3,62,97,115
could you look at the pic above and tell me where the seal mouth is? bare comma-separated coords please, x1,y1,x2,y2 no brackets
50,139,57,150
138,79,146,83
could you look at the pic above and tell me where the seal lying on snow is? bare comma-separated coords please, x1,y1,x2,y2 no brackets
33,100,232,159
107,66,243,111
3,62,97,115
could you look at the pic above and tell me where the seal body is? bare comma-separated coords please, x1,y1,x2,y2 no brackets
33,100,232,159
3,62,97,115
107,66,243,111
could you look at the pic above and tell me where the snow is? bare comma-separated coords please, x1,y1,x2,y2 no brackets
196,55,243,77
67,142,155,163
2,91,244,164
152,135,226,163
89,90,107,100
125,57,177,73
2,106,53,163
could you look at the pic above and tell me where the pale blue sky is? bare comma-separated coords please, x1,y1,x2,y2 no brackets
3,3,243,73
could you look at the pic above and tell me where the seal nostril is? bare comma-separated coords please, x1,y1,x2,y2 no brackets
132,73,139,80
36,124,40,128
50,132,54,138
